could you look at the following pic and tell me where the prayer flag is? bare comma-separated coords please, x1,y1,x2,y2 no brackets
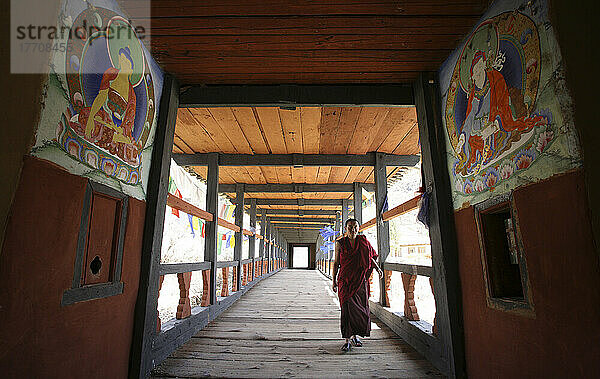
187,214,195,236
230,236,235,248
192,216,200,230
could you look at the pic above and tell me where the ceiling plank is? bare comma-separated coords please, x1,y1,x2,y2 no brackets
369,107,414,151
319,107,342,154
332,107,362,154
254,107,287,154
188,108,238,153
304,166,319,183
175,108,219,153
208,108,253,153
279,108,303,153
316,166,331,184
231,107,270,154
300,107,321,154
346,107,391,154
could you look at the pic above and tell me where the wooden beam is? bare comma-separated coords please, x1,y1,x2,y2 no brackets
159,262,211,275
354,182,363,225
173,152,419,168
415,73,465,377
268,216,334,223
167,194,214,221
248,198,344,206
382,194,421,221
382,262,433,277
204,153,219,305
233,184,244,290
273,223,327,229
221,183,373,193
130,74,179,379
179,84,414,107
257,208,338,216
217,217,241,232
374,152,391,307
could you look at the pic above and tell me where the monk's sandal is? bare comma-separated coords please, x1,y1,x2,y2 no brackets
350,336,363,347
341,342,352,352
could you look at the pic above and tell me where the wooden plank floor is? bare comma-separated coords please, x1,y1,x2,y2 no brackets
152,269,443,378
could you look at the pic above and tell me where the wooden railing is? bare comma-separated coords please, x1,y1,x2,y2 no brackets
154,195,287,364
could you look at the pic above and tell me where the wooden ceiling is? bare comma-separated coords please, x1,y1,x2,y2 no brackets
174,106,418,187
138,0,490,84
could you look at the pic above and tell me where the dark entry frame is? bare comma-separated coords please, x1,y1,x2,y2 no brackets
288,243,316,269
130,79,464,378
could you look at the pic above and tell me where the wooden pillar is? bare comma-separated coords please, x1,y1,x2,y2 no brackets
342,198,349,229
353,182,363,225
249,199,257,280
374,152,391,307
266,218,272,272
415,73,465,376
221,267,229,297
201,269,210,306
156,275,165,332
130,75,179,378
204,153,219,305
234,184,244,290
176,272,192,319
401,273,420,321
258,213,266,276
429,277,437,335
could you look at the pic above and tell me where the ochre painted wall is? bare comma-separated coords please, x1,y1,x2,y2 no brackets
455,170,600,378
0,157,145,378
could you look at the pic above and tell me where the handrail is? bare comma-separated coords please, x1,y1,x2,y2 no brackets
159,261,211,275
382,262,433,277
359,194,422,231
167,194,213,221
216,260,239,268
241,258,253,264
167,194,250,234
217,218,241,232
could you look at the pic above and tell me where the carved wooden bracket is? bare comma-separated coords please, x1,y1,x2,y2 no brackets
176,272,192,319
401,273,419,321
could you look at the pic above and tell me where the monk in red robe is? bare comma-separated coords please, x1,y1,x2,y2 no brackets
333,218,383,352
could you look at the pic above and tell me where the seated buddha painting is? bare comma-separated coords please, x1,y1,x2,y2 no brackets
32,1,161,199
440,1,581,207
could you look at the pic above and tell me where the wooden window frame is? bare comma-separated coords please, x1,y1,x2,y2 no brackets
474,193,535,317
61,180,128,306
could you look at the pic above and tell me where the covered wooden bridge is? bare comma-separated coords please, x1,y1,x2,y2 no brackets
5,0,599,378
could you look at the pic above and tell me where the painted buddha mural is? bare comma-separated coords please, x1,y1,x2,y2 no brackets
443,10,559,197
53,6,157,188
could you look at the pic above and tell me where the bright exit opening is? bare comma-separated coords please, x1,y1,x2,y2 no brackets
292,246,309,268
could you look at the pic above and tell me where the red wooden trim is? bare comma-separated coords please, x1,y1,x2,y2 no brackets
382,194,421,221
167,193,214,221
242,229,253,236
217,217,241,232
359,194,421,231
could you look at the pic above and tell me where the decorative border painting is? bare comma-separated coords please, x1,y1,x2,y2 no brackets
439,0,582,209
31,0,162,200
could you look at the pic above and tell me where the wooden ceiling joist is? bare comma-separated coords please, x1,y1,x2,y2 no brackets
173,152,419,167
179,84,414,107
246,198,343,206
268,217,334,223
221,183,372,193
257,209,338,216
274,224,329,229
